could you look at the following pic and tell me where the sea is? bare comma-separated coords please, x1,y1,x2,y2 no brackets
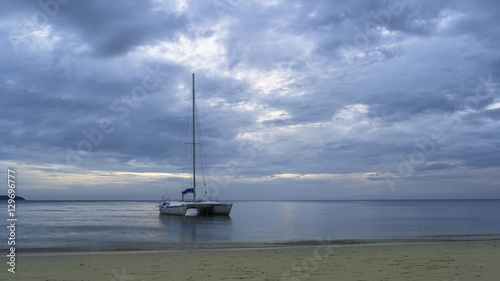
1,200,500,252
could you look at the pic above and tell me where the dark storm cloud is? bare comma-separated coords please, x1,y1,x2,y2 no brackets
48,0,188,57
364,90,455,121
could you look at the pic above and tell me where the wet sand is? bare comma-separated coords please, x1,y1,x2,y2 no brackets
7,240,499,280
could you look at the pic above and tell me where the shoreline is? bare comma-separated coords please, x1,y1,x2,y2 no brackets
6,240,499,280
17,238,500,256
8,235,500,255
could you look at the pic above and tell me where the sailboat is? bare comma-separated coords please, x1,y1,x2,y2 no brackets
159,73,233,216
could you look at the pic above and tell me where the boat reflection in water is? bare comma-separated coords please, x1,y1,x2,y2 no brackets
158,214,233,244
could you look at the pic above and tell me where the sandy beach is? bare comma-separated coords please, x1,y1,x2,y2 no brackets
4,240,498,280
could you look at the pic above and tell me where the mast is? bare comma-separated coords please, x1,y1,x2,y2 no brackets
192,73,196,202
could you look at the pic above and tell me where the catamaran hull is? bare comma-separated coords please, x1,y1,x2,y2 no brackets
159,202,232,216
211,204,232,215
159,205,187,216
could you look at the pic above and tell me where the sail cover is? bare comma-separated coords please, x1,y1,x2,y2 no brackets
182,188,194,194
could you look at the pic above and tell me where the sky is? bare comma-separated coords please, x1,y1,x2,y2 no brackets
1,0,499,200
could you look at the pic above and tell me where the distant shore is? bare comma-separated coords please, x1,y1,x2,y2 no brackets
9,240,499,280
0,195,25,200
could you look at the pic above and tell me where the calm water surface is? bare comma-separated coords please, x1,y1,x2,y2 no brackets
1,200,499,251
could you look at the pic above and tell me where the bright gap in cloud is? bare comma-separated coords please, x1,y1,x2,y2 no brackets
0,160,189,188
55,170,191,187
5,21,60,53
485,101,500,110
152,0,187,14
135,29,227,74
240,172,382,183
332,104,371,131
234,67,298,96
437,10,465,31
257,109,291,124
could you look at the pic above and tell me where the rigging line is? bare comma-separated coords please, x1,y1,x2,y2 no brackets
184,97,192,190
182,145,189,189
184,91,197,191
195,102,204,182
195,100,210,196
199,130,209,193
164,95,192,199
148,203,159,213
190,93,196,189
